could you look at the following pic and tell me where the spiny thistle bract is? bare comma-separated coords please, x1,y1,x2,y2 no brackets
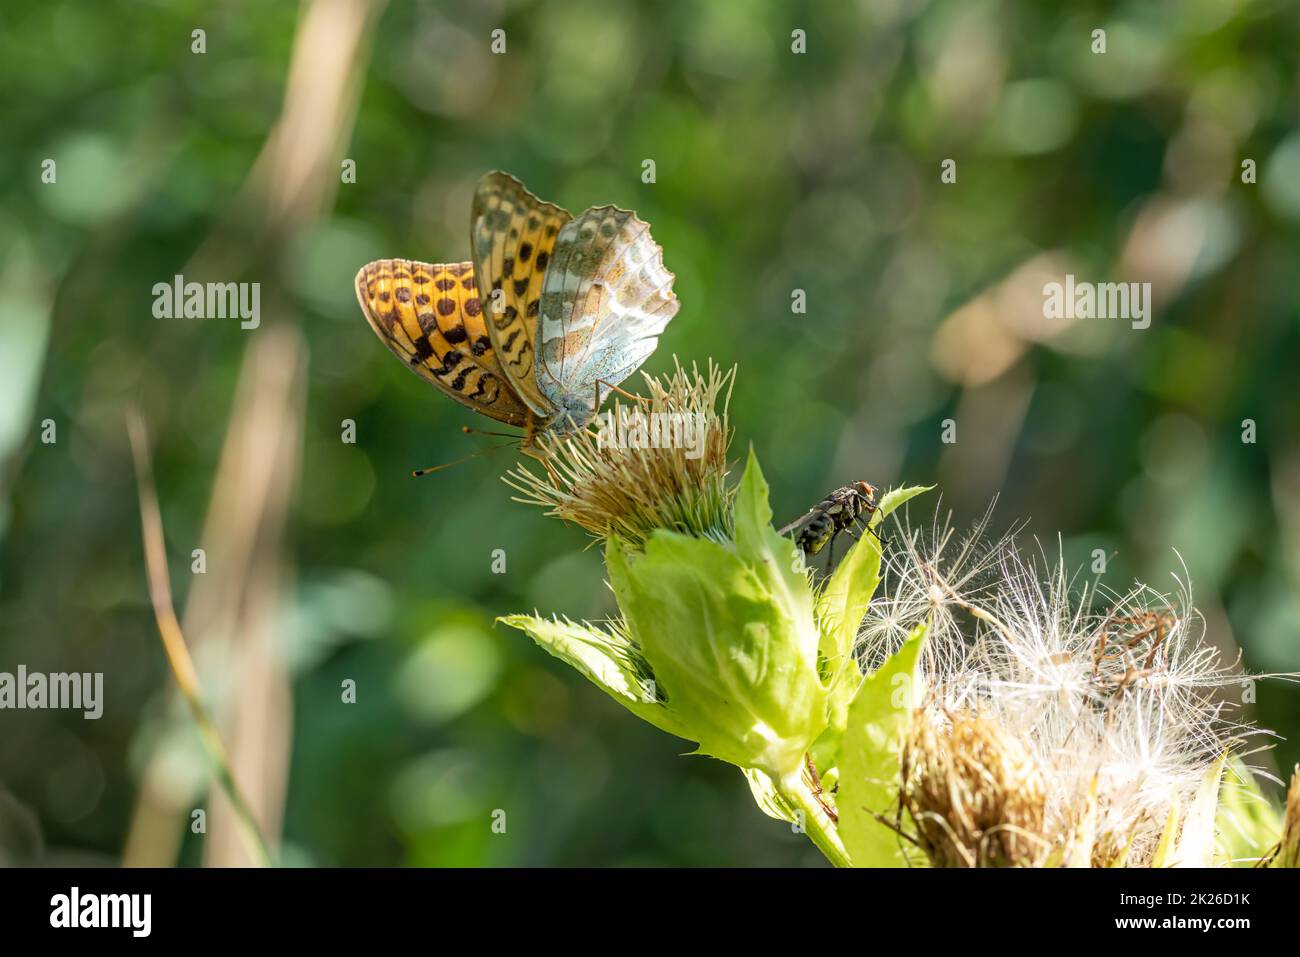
500,363,1299,867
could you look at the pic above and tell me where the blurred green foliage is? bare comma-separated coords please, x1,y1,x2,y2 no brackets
0,0,1297,866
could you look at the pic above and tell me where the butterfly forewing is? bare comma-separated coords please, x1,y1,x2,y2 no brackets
537,205,679,413
355,258,530,426
470,172,573,417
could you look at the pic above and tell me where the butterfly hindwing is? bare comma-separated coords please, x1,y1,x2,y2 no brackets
470,172,573,417
355,258,530,427
536,205,679,417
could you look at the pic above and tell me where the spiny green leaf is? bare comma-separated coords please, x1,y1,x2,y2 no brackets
605,530,826,776
498,613,691,740
744,768,797,823
734,446,819,651
1215,757,1284,866
837,624,927,867
812,485,933,773
1273,767,1300,868
1175,752,1226,867
1150,796,1181,868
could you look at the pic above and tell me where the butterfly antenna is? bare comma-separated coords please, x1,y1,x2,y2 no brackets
411,439,517,477
461,425,523,440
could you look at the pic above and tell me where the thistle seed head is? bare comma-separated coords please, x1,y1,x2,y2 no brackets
864,505,1291,867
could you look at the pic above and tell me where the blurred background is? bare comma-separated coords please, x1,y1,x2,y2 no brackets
1,0,1298,866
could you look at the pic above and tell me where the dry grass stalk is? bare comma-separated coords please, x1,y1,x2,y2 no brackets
126,410,274,868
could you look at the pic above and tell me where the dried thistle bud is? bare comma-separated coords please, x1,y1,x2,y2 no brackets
902,708,1049,867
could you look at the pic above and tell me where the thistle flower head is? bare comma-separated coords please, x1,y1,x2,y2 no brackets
505,360,734,546
862,505,1284,867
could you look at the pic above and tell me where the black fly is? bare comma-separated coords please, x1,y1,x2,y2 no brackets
778,481,884,564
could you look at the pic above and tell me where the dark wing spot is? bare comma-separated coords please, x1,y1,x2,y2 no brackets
412,337,435,362
471,335,491,356
451,368,470,391
513,278,528,296
443,325,468,344
379,292,390,303
432,350,462,376
395,287,411,303
519,242,533,262
437,298,456,316
435,278,456,291
535,251,549,270
527,299,539,317
416,294,430,306
464,297,481,317
503,257,514,277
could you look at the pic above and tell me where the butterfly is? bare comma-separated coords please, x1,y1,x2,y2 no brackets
355,171,680,456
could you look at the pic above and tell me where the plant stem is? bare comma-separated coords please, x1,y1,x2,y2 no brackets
128,410,276,868
779,771,853,868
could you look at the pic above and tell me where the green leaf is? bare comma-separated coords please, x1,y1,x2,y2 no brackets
1149,796,1181,868
733,446,820,659
1274,768,1300,868
1062,778,1099,868
1215,757,1284,866
816,481,930,655
744,768,796,823
605,530,826,777
498,613,691,741
819,488,933,649
837,624,927,867
812,485,934,772
1175,752,1226,867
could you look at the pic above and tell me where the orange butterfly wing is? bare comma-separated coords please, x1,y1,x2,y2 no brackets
470,172,573,417
355,258,531,427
